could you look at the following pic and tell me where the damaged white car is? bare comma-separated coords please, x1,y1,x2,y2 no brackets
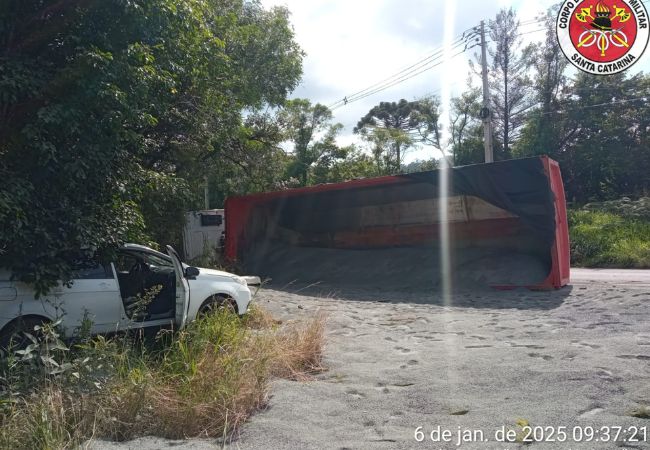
0,244,253,346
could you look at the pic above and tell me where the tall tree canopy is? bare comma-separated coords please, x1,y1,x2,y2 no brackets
0,0,303,294
486,8,534,158
513,6,569,158
354,98,440,173
279,99,335,186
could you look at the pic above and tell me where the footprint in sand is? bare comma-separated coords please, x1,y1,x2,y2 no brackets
595,367,621,382
572,341,602,349
546,320,573,326
617,354,650,361
470,335,488,341
345,388,366,399
407,359,418,365
528,352,553,361
376,382,390,394
508,343,545,349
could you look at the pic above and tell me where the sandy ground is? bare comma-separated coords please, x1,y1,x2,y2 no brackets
91,269,650,450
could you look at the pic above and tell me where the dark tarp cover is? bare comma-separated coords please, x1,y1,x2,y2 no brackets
275,157,556,246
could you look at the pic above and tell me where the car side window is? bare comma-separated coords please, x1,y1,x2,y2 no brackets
72,260,113,280
115,253,138,272
144,253,173,268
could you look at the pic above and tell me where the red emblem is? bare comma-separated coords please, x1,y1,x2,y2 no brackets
557,0,649,74
569,0,636,62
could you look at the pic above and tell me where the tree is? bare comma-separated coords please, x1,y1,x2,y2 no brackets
448,86,484,166
311,145,378,184
0,0,303,294
206,109,292,206
403,159,438,173
553,72,650,202
354,98,440,172
486,8,535,158
514,7,569,158
278,99,341,186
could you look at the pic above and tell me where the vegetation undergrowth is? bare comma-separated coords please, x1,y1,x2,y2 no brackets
0,305,326,449
569,198,650,268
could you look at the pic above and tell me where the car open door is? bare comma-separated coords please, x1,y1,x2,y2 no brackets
166,245,189,329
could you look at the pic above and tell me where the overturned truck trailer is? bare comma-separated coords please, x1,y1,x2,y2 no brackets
225,156,570,291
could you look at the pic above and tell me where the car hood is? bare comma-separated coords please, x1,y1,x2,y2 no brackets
195,267,239,280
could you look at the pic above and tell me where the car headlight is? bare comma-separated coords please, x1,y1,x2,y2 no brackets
231,276,248,286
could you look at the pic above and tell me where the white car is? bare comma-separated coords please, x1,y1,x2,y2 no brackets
0,244,252,345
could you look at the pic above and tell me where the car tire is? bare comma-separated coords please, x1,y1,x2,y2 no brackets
198,295,238,317
0,316,49,352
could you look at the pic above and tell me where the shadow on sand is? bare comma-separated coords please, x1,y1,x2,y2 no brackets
263,281,573,311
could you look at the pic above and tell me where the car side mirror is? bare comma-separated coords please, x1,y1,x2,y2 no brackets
185,266,200,279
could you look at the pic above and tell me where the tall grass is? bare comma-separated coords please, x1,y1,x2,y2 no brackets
569,209,650,268
0,305,326,448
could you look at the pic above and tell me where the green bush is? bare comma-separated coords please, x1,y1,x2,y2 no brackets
568,207,650,268
0,305,325,448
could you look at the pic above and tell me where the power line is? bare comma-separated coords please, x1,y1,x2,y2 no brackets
538,96,649,116
332,42,475,110
329,38,473,109
484,27,547,44
347,26,548,107
327,34,471,109
328,26,481,109
510,96,649,119
329,22,550,111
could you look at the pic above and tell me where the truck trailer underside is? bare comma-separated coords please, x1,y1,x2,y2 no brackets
225,156,570,292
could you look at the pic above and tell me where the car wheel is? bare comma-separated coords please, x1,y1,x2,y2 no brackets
0,316,49,352
198,295,238,317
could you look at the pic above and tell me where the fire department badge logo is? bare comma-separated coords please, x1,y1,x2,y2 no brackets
557,0,649,74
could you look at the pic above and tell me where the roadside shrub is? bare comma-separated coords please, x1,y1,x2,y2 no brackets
0,304,326,448
582,197,650,220
568,208,650,268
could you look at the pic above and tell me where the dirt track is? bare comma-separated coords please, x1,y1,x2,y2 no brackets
93,270,650,449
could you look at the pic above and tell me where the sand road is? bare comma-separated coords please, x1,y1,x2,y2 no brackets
92,269,650,450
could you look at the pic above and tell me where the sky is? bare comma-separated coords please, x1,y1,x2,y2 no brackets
260,0,650,162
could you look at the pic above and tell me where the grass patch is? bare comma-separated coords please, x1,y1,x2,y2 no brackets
0,305,326,448
568,208,650,268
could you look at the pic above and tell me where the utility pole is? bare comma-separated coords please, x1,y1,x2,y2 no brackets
479,20,494,163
